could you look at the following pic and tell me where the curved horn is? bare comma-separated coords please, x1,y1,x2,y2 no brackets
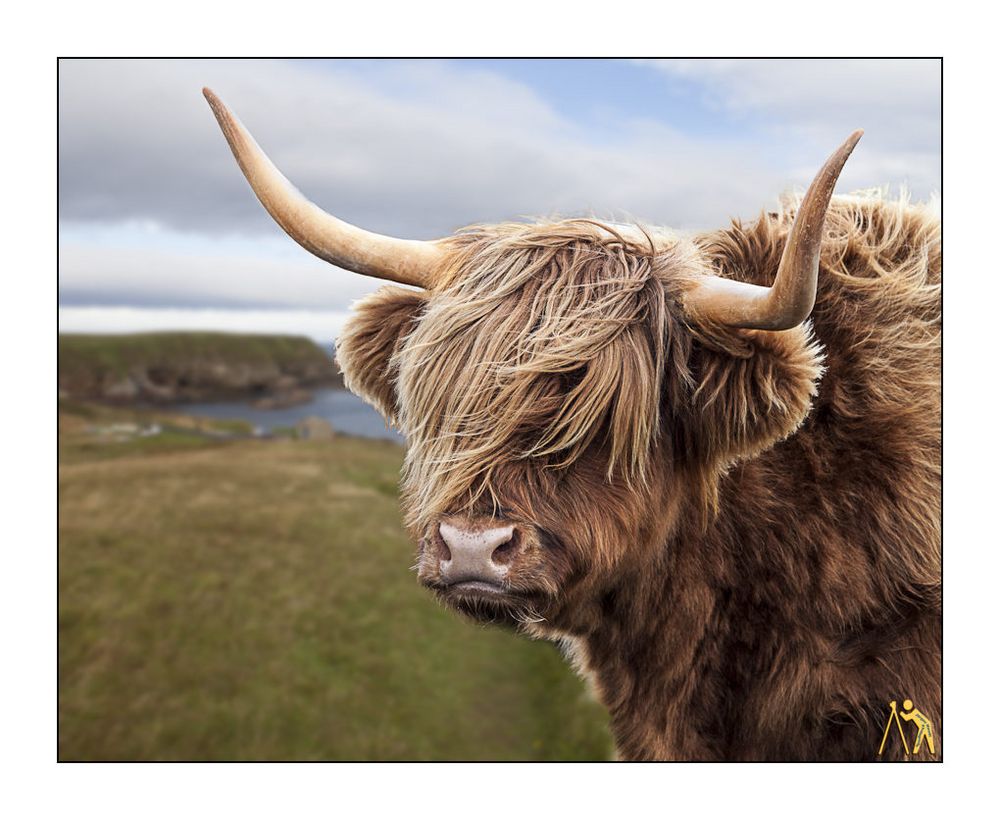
203,87,442,288
684,130,864,330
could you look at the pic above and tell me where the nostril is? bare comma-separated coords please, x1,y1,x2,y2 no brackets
438,537,452,563
491,531,520,565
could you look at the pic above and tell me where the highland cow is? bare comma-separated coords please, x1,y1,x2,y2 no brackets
205,88,941,761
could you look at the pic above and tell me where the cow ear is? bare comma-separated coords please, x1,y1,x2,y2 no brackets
679,325,825,468
336,286,428,423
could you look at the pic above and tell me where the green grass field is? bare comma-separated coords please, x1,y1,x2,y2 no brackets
58,405,612,761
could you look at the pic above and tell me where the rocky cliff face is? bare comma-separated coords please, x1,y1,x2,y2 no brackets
59,333,342,404
90,360,335,403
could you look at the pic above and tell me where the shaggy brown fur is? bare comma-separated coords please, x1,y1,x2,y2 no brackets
336,191,941,761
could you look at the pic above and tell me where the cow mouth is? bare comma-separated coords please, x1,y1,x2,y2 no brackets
431,578,514,604
426,578,548,625
446,579,508,596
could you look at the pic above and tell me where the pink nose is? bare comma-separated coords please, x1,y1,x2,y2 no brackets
437,521,517,586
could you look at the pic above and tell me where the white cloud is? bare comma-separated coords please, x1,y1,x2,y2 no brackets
59,233,388,311
60,58,895,238
58,306,351,344
636,59,940,190
59,59,940,320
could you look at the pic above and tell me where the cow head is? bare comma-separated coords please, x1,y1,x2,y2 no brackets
204,88,859,631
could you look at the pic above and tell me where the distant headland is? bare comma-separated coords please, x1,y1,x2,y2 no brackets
58,332,344,406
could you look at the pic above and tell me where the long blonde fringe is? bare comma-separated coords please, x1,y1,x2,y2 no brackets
393,220,705,526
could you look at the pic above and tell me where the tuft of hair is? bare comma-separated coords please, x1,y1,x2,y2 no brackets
393,220,706,528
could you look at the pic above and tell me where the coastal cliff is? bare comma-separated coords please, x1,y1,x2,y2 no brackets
58,332,342,405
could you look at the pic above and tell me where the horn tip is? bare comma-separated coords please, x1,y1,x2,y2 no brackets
202,88,237,139
202,87,225,114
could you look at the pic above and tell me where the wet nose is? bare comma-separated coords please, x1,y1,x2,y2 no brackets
437,521,517,585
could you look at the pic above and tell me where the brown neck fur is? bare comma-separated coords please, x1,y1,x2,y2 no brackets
544,194,941,761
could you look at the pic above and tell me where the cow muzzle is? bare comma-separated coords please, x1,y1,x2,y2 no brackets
437,520,518,590
420,516,529,597
417,515,567,624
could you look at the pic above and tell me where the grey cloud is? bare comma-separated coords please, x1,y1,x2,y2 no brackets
59,59,940,316
60,58,933,242
59,58,607,239
59,240,387,311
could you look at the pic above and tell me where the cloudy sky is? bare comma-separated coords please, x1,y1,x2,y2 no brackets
58,58,941,342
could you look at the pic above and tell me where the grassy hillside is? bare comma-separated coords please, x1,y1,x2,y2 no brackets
58,404,612,761
58,332,342,402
